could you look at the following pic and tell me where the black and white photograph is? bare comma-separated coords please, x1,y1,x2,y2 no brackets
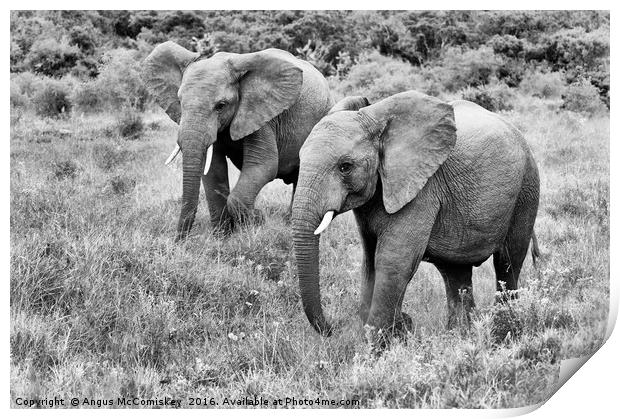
9,8,611,409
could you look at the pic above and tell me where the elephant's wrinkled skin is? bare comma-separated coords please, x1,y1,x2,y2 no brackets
291,91,540,342
142,42,333,240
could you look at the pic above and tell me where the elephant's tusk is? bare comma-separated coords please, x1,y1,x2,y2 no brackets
165,145,181,166
314,211,335,235
203,145,213,175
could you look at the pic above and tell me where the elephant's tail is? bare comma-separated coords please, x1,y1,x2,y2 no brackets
531,231,541,267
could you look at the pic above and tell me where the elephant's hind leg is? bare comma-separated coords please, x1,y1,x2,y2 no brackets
358,229,377,324
493,177,539,302
435,263,475,329
492,241,528,302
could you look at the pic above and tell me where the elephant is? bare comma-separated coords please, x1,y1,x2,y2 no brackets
291,91,540,343
141,41,334,240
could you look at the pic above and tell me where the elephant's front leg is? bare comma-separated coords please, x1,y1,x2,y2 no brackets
364,212,435,349
365,266,415,349
202,142,232,234
227,125,278,226
357,224,377,324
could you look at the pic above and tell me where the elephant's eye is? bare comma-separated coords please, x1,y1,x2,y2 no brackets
214,101,227,111
339,161,353,175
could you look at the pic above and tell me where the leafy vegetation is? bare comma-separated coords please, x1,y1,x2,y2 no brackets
10,10,609,114
10,10,609,408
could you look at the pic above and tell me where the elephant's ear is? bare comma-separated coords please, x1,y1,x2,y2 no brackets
141,41,199,123
328,96,370,114
360,91,457,214
229,51,303,141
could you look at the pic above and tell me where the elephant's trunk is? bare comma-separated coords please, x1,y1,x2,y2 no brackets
175,117,216,242
291,185,332,336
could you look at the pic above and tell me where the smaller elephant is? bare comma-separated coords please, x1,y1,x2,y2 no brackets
141,42,333,240
292,91,540,343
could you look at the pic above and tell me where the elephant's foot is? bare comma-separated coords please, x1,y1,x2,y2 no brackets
209,206,235,237
446,289,475,331
364,324,389,356
446,304,474,331
211,217,234,237
494,289,520,304
174,217,196,243
227,203,264,228
364,313,414,355
394,312,414,336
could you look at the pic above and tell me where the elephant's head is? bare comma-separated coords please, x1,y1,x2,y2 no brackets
142,42,303,240
292,91,457,335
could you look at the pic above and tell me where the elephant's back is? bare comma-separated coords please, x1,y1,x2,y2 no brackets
295,58,334,114
450,100,531,158
449,100,530,182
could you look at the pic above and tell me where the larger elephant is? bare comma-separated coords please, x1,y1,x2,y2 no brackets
291,91,540,340
142,42,333,240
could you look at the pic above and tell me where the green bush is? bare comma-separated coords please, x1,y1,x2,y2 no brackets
519,70,567,99
561,79,607,116
460,82,515,112
32,78,72,118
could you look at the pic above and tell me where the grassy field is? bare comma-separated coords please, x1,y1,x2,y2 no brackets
10,97,609,408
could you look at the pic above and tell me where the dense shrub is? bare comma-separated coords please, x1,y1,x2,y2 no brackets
92,144,128,171
543,27,609,71
368,11,471,65
460,82,515,112
11,72,44,98
108,174,136,195
487,34,524,59
296,40,335,76
32,79,72,118
333,51,436,102
10,82,29,109
368,15,422,65
435,47,503,92
95,48,149,111
9,11,610,112
52,160,79,180
68,23,100,54
519,70,567,99
70,81,102,113
25,37,81,77
561,79,607,116
116,110,145,139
